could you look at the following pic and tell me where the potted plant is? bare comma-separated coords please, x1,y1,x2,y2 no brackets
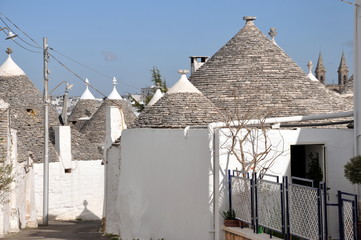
344,155,361,239
221,209,239,227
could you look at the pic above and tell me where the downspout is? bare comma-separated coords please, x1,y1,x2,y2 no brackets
208,123,221,240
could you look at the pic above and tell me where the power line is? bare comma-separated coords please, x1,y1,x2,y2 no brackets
50,48,112,79
337,0,354,5
0,13,41,49
48,52,134,110
48,52,108,98
49,47,139,90
13,39,41,53
0,13,140,94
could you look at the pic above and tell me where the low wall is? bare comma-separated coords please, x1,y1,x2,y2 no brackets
34,160,104,221
223,227,283,240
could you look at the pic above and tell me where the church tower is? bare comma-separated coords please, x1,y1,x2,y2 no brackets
337,51,349,89
315,52,326,84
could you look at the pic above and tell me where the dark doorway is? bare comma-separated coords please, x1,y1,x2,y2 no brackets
290,144,325,185
290,145,306,178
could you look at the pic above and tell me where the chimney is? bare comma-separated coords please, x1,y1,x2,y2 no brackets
105,106,127,150
54,126,72,170
190,56,209,74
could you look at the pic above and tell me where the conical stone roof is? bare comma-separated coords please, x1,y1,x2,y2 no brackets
0,52,102,162
68,99,103,130
0,73,58,162
80,98,136,149
147,89,163,106
133,73,224,128
189,17,352,119
80,78,96,100
0,49,25,77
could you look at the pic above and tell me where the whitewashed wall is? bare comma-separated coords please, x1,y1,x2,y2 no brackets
107,128,213,240
34,160,104,221
104,143,121,234
106,126,354,240
0,129,37,237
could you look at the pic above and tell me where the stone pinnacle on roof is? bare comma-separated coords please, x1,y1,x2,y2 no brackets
167,70,201,94
108,77,122,100
147,88,163,106
268,27,277,44
80,78,96,100
243,16,256,26
307,60,319,82
0,48,26,77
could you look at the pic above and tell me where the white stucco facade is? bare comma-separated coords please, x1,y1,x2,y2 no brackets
106,128,213,240
34,160,104,221
105,126,355,240
0,129,37,237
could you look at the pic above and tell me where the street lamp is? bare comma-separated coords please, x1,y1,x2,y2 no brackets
0,27,17,40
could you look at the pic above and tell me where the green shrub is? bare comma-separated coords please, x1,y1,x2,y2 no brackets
344,156,361,184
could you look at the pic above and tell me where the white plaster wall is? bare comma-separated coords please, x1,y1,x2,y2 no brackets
112,128,213,240
0,129,37,237
34,160,104,221
54,126,72,169
218,127,354,239
104,143,121,234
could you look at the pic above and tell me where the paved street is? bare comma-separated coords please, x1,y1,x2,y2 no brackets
0,221,113,240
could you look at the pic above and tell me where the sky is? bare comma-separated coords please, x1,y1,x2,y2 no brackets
0,0,355,97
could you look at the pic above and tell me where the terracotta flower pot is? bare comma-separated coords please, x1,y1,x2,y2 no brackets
224,219,239,227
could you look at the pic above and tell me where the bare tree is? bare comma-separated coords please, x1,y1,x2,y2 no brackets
221,93,285,176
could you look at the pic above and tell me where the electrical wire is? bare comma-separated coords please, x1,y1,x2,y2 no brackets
337,0,354,5
13,39,41,53
48,52,108,98
48,52,136,111
0,13,139,97
0,17,41,48
49,47,139,91
50,48,113,79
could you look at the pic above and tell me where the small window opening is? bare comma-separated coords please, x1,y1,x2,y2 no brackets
64,168,72,173
26,109,36,115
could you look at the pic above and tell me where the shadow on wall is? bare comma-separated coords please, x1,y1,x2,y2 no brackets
76,200,101,221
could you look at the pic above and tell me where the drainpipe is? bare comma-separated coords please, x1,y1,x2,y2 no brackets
208,124,220,240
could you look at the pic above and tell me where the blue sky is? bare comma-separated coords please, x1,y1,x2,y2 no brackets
0,0,354,97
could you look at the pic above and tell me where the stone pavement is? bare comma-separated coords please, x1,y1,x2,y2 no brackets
0,220,114,240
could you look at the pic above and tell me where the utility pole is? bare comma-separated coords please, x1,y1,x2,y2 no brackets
43,37,49,226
